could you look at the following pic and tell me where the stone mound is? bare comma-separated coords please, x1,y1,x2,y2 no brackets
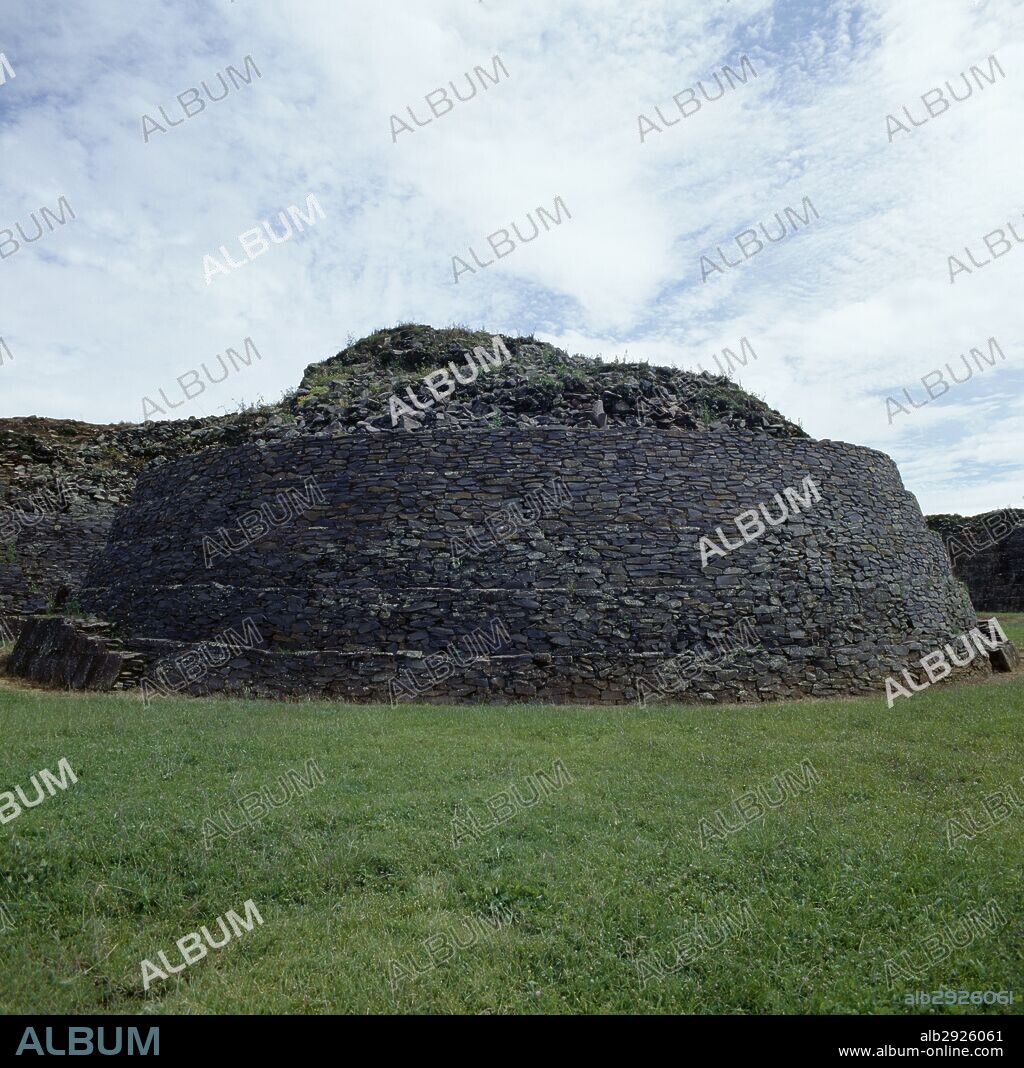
285,325,805,437
1,326,996,707
68,425,986,704
0,327,800,616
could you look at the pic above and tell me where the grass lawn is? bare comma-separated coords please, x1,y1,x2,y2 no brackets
0,647,1022,1016
988,612,1024,649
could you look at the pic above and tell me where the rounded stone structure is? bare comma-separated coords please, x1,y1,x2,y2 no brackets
78,427,984,703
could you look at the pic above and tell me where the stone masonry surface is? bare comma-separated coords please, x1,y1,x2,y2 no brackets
69,426,984,704
927,510,1024,612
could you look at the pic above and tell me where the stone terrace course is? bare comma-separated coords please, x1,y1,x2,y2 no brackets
77,426,984,704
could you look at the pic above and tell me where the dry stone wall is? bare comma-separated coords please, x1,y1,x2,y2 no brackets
75,427,984,704
0,494,114,615
926,510,1024,612
5,616,146,690
0,411,274,616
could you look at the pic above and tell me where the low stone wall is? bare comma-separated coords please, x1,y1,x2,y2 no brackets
72,426,985,703
9,615,1005,706
5,617,144,690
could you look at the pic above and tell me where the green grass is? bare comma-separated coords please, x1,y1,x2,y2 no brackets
988,612,1024,648
1,665,1022,1016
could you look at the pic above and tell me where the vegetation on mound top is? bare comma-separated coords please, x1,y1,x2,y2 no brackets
0,325,804,461
303,324,501,381
927,510,1024,537
286,324,805,437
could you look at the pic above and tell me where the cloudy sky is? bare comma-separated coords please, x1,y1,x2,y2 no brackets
0,0,1020,514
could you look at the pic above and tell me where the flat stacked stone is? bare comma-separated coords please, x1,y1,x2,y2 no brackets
69,426,984,704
